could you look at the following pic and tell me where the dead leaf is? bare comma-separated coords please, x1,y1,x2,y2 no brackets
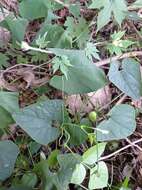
0,66,49,91
66,85,112,115
122,164,132,178
0,8,11,46
17,69,35,89
0,0,18,13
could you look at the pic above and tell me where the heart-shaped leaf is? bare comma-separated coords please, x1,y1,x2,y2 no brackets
64,124,88,146
0,140,19,181
108,58,142,100
0,15,28,42
0,92,19,129
55,154,81,189
19,0,48,20
34,154,81,190
97,104,136,141
82,143,106,165
13,100,63,145
88,161,108,189
131,0,142,8
71,163,86,185
0,106,14,129
0,92,19,113
50,49,108,94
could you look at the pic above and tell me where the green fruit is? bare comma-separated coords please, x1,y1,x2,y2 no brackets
88,111,97,122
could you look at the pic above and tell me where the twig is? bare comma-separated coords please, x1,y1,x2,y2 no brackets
95,51,142,67
99,138,142,161
21,41,53,54
128,6,142,11
126,138,142,152
127,21,142,40
2,64,34,73
116,95,127,105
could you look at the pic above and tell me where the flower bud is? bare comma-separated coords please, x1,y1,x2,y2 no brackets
88,111,97,122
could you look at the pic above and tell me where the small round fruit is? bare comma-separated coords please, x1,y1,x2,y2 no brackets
88,111,97,122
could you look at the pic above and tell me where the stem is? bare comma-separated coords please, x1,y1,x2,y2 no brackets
95,51,142,66
79,184,89,190
29,46,53,54
99,138,142,161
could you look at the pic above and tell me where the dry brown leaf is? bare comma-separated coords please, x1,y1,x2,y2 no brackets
132,98,142,109
139,168,142,176
0,0,18,13
0,66,49,91
0,8,11,45
66,85,112,115
122,164,132,178
17,69,35,89
0,28,10,46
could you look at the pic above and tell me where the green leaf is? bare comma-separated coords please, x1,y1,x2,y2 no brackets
50,49,108,94
64,17,75,35
55,154,81,189
0,15,28,42
36,32,49,48
34,154,81,190
52,55,73,80
69,4,80,17
34,160,56,190
131,0,142,8
89,0,127,30
97,104,136,141
85,42,100,60
64,124,88,146
35,23,72,48
0,140,19,181
108,58,142,100
0,53,9,69
47,149,60,168
97,1,112,31
19,0,48,20
12,100,63,145
65,17,89,48
8,186,32,190
88,161,108,189
108,31,135,55
0,92,19,113
21,173,37,188
82,143,106,165
73,17,90,48
0,106,14,129
126,11,142,21
28,141,41,155
89,0,107,9
71,163,86,185
111,31,125,40
112,0,128,25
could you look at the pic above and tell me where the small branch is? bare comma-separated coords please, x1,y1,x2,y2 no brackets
95,51,142,67
99,138,142,162
21,41,53,54
128,6,141,11
127,21,142,40
126,138,142,152
116,95,127,105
